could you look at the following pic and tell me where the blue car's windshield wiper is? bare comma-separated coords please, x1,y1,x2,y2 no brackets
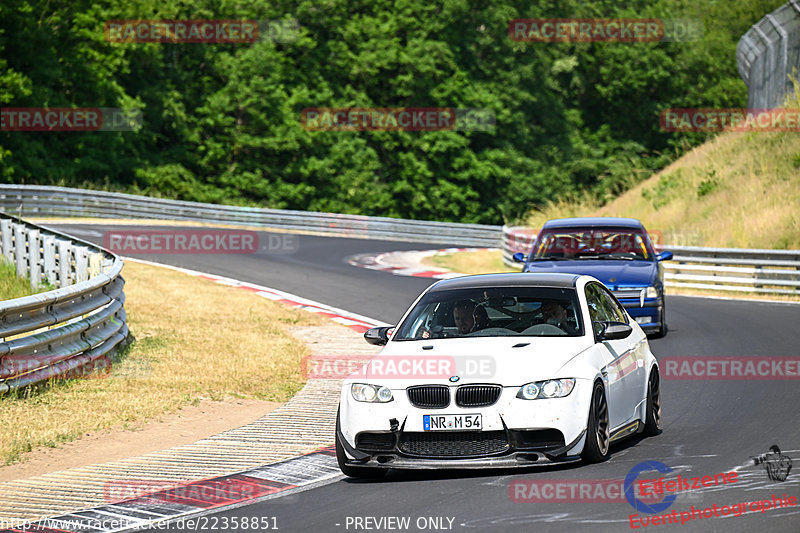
532,254,640,261
574,254,637,260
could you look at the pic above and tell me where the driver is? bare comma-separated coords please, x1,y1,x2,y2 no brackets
453,299,490,334
540,300,577,334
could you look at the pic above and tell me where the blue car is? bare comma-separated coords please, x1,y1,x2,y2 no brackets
513,217,673,337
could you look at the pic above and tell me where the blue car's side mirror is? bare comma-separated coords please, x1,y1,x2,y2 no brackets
512,252,527,263
657,251,673,261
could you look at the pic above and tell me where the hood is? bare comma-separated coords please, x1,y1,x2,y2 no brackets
524,259,656,288
347,336,594,389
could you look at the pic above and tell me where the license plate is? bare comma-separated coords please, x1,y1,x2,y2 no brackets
423,413,482,431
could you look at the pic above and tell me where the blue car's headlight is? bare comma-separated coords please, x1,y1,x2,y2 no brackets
646,286,659,298
351,383,393,403
517,378,575,400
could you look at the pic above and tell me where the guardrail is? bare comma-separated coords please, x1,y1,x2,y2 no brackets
736,1,800,109
0,185,502,248
2,184,798,296
501,226,800,296
0,213,128,394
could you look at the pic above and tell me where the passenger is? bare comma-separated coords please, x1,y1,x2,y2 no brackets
540,300,577,334
453,299,490,335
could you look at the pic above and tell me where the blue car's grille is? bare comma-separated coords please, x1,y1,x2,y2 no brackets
613,289,645,300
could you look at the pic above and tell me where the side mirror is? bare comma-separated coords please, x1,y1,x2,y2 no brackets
364,326,393,346
512,252,527,263
595,321,633,341
657,251,673,261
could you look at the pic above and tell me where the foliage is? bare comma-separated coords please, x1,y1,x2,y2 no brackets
0,0,785,223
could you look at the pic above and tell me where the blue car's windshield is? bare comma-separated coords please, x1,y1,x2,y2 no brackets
531,228,654,261
393,286,584,340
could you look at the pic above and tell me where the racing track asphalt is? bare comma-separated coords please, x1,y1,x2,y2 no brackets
49,224,800,533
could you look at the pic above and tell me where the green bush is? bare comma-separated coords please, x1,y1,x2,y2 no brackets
697,169,720,197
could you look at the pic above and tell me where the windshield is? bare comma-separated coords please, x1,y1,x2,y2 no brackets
393,286,584,340
531,228,654,261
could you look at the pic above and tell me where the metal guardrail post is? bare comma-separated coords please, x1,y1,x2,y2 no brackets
44,235,57,286
0,220,11,262
27,228,41,290
89,252,103,278
14,224,26,279
75,246,89,283
58,239,72,287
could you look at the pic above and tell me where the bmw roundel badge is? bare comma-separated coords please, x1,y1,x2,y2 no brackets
449,376,460,383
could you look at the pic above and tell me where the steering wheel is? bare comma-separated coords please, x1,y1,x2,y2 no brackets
520,323,567,336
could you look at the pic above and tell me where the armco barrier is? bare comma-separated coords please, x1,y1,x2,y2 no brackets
1,184,797,296
501,226,800,296
0,185,501,248
0,213,128,394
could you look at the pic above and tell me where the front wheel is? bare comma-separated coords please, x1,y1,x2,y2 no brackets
581,382,610,463
642,368,662,436
335,411,386,479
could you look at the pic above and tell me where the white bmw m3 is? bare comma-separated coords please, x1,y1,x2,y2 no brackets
335,273,662,478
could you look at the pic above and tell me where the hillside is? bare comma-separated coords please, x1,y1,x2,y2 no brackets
525,103,800,249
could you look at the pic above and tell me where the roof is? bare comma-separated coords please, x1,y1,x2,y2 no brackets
428,272,581,292
541,217,645,229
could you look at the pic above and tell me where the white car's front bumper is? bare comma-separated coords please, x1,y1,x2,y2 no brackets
338,379,593,469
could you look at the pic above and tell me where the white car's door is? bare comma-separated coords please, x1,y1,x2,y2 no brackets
597,283,646,426
585,282,643,430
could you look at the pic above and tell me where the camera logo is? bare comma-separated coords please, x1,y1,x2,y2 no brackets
624,460,677,514
752,445,792,482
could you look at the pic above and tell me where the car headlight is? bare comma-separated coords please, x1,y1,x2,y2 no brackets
516,378,575,400
646,286,659,298
351,383,394,403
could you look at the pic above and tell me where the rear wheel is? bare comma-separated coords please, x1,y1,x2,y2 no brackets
643,368,662,436
335,411,386,479
581,382,610,463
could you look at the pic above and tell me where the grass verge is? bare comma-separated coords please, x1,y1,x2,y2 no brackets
424,249,517,275
0,260,324,465
0,260,54,300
